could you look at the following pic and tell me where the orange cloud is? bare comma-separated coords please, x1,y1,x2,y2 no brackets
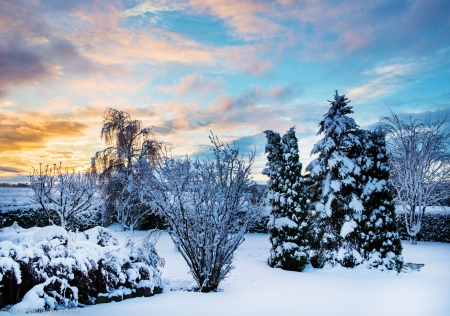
0,113,88,153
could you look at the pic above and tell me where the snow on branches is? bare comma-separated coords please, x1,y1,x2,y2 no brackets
381,113,450,245
263,127,309,271
145,133,260,292
306,91,402,271
29,164,99,230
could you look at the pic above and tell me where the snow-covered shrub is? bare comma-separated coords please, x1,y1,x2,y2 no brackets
146,133,260,292
1,207,51,229
29,164,99,229
140,212,168,230
11,277,78,311
0,224,163,310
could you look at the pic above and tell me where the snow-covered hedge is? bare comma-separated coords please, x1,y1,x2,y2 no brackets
396,211,450,243
251,212,450,243
0,224,163,310
0,207,101,231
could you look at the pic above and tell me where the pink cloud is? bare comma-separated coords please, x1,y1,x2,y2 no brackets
159,73,223,96
189,0,282,40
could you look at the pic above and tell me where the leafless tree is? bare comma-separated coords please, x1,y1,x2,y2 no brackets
145,133,260,292
380,113,450,244
29,163,99,229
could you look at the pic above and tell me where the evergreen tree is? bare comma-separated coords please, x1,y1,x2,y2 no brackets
306,91,364,268
355,129,403,271
262,130,284,267
263,128,309,271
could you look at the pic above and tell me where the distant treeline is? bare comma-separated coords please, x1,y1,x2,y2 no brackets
0,183,30,187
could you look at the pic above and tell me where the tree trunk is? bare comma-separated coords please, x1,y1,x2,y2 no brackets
59,213,66,229
410,235,417,245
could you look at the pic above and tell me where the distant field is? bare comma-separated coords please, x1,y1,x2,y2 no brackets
0,187,448,213
0,187,35,209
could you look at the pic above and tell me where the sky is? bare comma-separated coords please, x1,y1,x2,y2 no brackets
0,0,449,184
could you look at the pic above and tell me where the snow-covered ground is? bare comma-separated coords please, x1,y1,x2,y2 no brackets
77,227,450,316
1,188,449,315
0,188,37,210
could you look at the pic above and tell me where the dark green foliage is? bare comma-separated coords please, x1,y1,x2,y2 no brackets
306,91,362,268
396,211,450,243
0,226,163,309
354,129,403,271
140,212,168,230
0,207,101,231
264,128,309,271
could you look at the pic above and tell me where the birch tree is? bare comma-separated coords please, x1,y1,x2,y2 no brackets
381,113,450,244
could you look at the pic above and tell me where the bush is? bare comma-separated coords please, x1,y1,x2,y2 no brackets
0,224,164,310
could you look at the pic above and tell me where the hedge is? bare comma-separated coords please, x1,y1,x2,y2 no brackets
249,212,450,243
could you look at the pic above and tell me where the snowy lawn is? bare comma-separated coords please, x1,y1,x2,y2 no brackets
79,228,450,316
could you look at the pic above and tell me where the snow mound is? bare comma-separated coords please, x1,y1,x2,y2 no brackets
33,226,68,242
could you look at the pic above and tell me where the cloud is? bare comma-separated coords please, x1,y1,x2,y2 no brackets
159,73,223,96
0,40,61,97
348,47,450,102
0,113,89,153
189,0,282,40
124,0,189,17
0,166,24,173
225,46,273,75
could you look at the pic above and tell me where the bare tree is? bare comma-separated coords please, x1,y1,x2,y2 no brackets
29,163,99,229
94,108,162,229
380,113,450,244
145,133,260,292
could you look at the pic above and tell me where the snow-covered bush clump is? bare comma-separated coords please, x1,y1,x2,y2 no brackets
263,127,309,271
146,133,259,292
29,164,99,230
0,224,163,310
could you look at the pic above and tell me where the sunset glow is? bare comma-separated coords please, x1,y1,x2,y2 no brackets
1,0,449,183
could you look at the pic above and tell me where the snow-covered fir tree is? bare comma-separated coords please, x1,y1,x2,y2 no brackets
263,128,309,271
306,91,364,268
263,130,284,267
354,128,403,271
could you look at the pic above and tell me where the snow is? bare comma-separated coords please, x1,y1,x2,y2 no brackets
349,195,364,213
274,217,297,229
340,220,357,238
0,187,39,211
74,231,450,316
33,225,68,242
